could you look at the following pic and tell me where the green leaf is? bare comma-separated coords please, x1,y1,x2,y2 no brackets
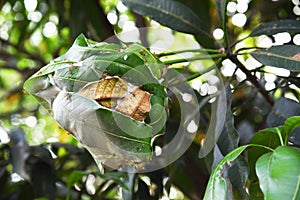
99,172,130,191
84,0,113,40
199,85,227,159
49,36,164,93
124,43,163,79
27,146,55,200
24,34,168,169
53,52,157,92
203,145,249,200
67,171,89,190
250,127,284,149
248,127,283,182
95,107,153,152
68,0,113,40
267,97,300,127
250,45,300,71
9,129,28,179
248,116,300,198
215,0,229,47
250,116,300,148
53,92,152,167
178,0,211,27
121,0,210,36
215,0,228,28
282,116,300,136
217,83,239,155
250,19,300,37
216,83,249,198
177,0,215,47
249,181,264,200
256,146,300,200
288,76,300,88
228,157,249,199
23,34,121,93
146,95,167,135
73,33,88,47
281,116,300,147
204,144,272,200
54,34,120,63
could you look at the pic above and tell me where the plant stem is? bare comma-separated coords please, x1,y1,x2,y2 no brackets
235,46,261,54
158,48,220,57
185,59,222,82
0,38,46,65
252,144,275,152
230,35,250,49
223,17,230,49
186,66,215,82
162,53,227,65
275,127,284,146
229,56,274,106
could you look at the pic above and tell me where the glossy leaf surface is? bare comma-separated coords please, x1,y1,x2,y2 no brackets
215,0,228,28
251,45,300,71
250,19,300,37
203,145,249,200
256,146,300,200
122,0,209,36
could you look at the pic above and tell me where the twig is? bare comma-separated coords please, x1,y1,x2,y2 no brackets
162,53,227,65
0,38,46,65
230,56,274,105
132,12,149,47
0,108,24,119
0,64,37,75
158,48,220,57
230,35,250,49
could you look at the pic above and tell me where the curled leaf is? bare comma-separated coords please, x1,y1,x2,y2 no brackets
291,52,300,61
78,76,151,121
24,34,168,169
78,76,128,108
116,88,151,122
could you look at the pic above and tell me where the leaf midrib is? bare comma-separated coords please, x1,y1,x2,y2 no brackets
252,51,300,63
124,0,204,35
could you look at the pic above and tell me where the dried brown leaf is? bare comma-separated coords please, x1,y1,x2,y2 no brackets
116,88,151,121
291,52,300,61
78,77,128,108
78,77,151,121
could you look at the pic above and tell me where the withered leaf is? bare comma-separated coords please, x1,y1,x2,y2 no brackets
291,52,300,61
78,77,151,121
78,77,128,108
116,88,151,121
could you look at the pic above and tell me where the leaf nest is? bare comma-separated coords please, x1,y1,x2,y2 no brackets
24,34,168,170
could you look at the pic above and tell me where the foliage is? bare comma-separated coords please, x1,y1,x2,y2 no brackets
24,34,167,169
1,0,300,199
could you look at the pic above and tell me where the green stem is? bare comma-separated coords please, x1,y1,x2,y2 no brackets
185,59,222,82
234,47,264,55
162,53,227,65
223,17,230,49
292,176,300,200
158,48,220,57
230,35,250,49
251,144,275,152
275,127,284,146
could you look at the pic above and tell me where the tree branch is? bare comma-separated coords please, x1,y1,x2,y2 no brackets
230,56,274,106
132,12,149,47
0,38,46,65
